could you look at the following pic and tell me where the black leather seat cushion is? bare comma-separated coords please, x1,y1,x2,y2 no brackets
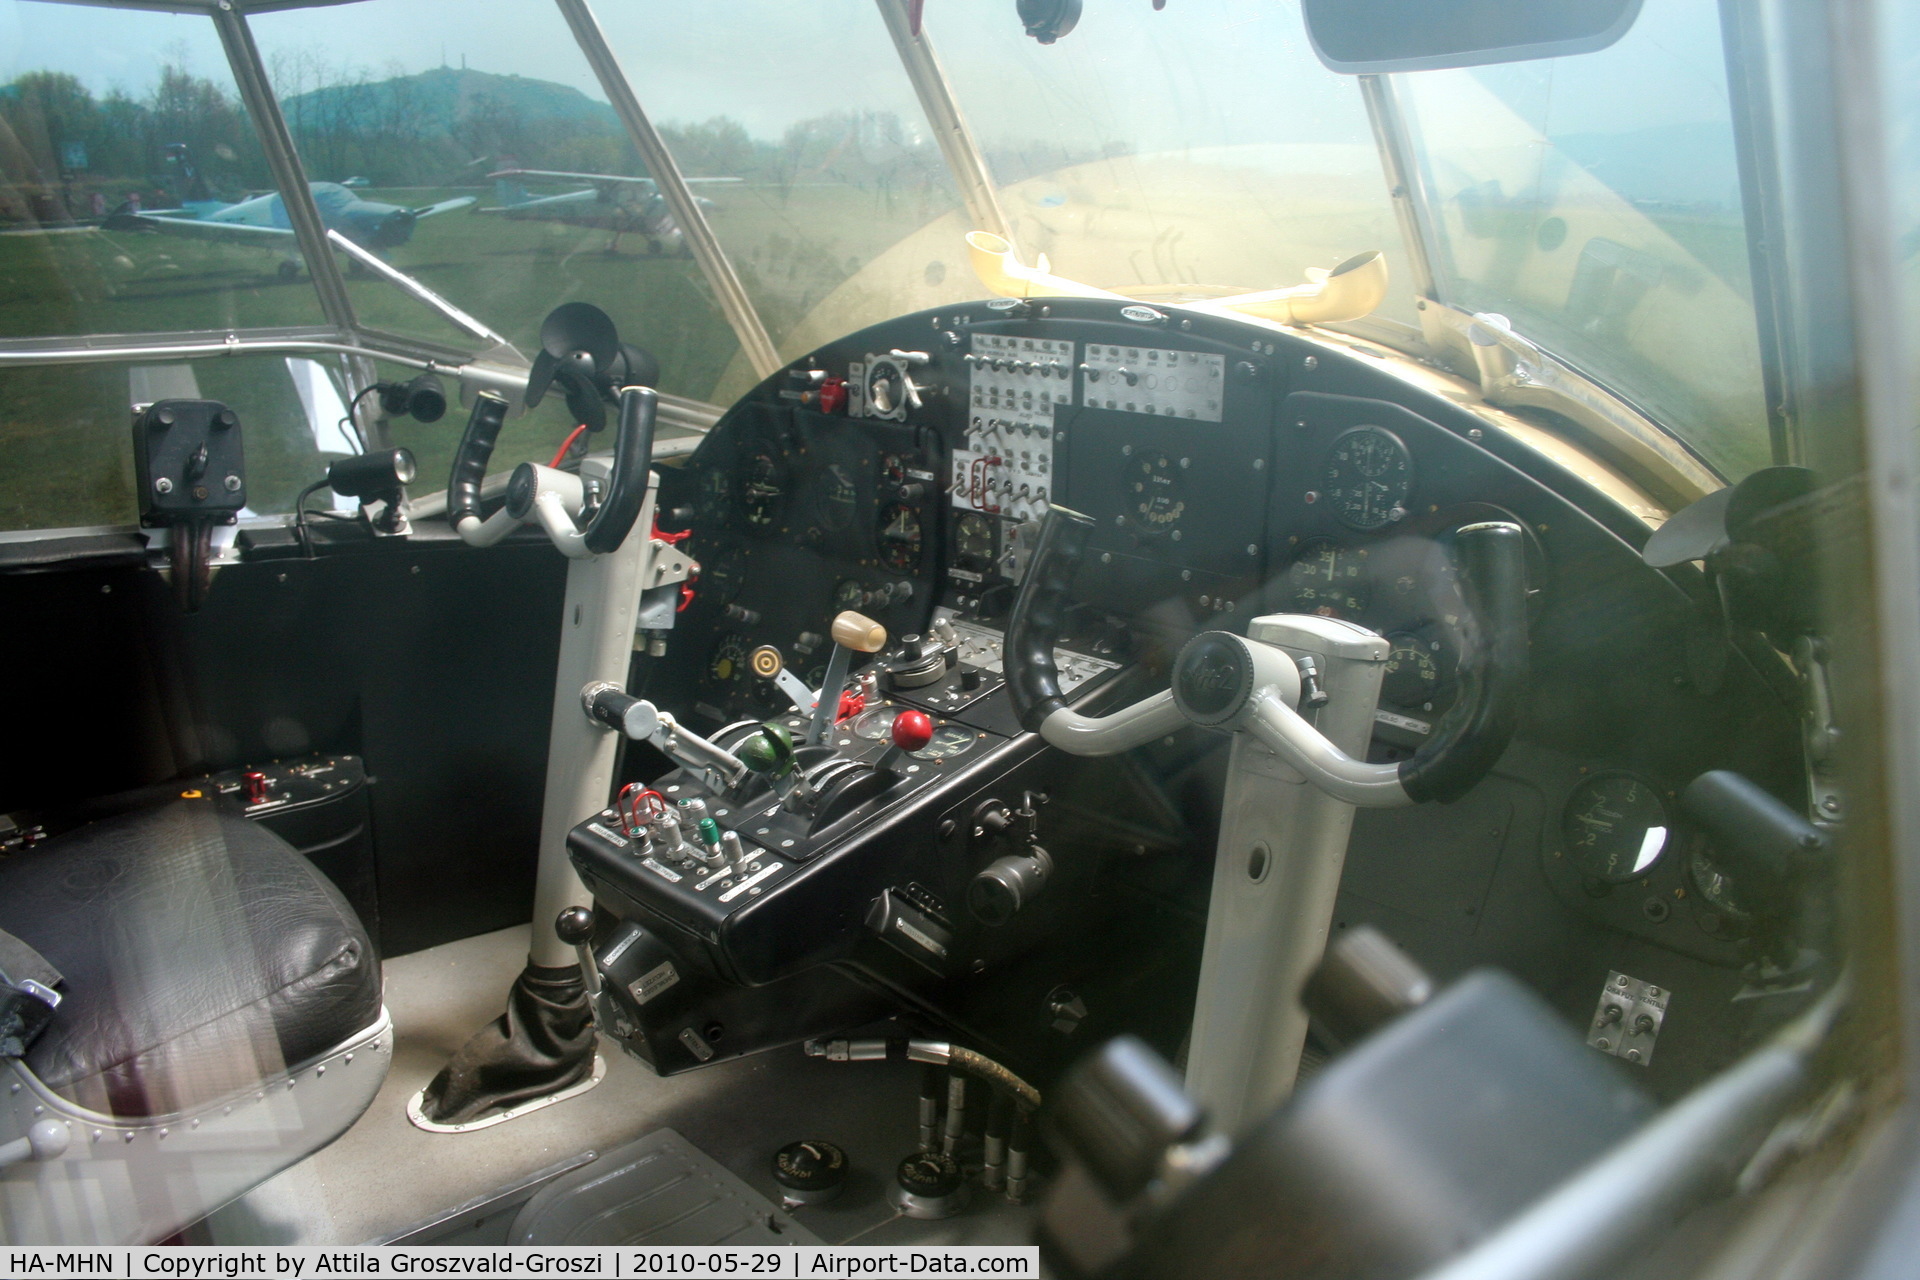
0,800,381,1117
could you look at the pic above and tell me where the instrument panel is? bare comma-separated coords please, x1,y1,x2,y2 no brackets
648,296,1801,981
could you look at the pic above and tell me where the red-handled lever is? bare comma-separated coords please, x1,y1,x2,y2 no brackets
877,709,935,776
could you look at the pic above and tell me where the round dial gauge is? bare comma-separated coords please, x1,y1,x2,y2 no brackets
865,359,908,419
814,464,858,533
1382,632,1443,708
694,540,748,608
699,466,732,517
1689,842,1755,924
955,512,997,567
917,724,978,759
706,634,749,686
1323,426,1414,531
1281,538,1370,617
878,502,924,571
852,705,900,740
1563,773,1671,883
1125,451,1186,535
741,442,789,528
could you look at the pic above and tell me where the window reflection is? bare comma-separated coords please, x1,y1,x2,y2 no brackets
0,1,326,339
931,1,1416,326
1391,0,1770,479
249,0,745,404
0,354,362,532
596,0,975,401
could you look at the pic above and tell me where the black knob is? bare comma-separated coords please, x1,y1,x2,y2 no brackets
896,1150,962,1199
773,1140,848,1205
960,668,984,692
555,906,595,947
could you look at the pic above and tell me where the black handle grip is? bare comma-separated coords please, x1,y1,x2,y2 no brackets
448,391,509,527
1398,521,1528,804
582,386,657,555
1004,505,1096,730
1680,771,1828,912
582,681,656,739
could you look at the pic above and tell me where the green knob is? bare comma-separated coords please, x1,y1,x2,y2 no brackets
739,722,797,777
698,817,722,847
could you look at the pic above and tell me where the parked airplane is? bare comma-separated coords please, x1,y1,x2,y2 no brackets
104,181,475,274
478,168,739,254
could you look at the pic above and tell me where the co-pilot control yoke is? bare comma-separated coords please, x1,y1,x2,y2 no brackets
1003,506,1528,1132
447,383,694,969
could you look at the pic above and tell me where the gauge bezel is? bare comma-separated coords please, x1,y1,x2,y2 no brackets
878,501,924,571
1122,449,1187,539
1322,424,1415,532
1279,536,1372,618
1560,770,1673,885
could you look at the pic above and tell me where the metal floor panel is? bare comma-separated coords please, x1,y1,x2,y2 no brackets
509,1129,818,1246
198,924,1040,1249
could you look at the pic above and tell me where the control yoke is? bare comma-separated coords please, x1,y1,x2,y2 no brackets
447,382,657,558
1004,505,1528,807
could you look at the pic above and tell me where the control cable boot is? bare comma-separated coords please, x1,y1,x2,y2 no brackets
417,960,595,1125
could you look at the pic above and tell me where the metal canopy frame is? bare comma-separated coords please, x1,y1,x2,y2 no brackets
3,0,1021,425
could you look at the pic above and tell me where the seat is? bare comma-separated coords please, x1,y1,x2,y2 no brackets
0,799,390,1244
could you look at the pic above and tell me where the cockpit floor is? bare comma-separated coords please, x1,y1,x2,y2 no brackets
198,924,1034,1249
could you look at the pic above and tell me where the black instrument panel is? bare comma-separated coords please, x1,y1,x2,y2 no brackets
645,297,1800,974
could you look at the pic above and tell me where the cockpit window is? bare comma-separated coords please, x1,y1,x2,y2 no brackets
1389,0,1772,479
594,0,978,404
0,1,328,339
930,1,1419,326
247,0,746,403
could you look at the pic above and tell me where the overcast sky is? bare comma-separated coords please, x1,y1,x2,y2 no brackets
5,0,1733,151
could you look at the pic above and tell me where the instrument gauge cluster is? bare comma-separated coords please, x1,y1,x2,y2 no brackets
1321,425,1414,531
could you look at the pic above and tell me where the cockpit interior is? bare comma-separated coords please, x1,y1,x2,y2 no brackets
3,0,1919,1276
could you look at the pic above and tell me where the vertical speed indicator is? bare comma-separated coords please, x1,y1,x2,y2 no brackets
1322,425,1414,531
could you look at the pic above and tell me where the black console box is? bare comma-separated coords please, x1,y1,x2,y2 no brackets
207,755,381,952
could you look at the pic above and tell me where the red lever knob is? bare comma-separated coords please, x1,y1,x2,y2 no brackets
891,709,934,753
243,770,269,805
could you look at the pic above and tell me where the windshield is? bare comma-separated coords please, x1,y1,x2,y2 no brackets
3,0,1776,536
1387,0,1772,479
932,1,1418,326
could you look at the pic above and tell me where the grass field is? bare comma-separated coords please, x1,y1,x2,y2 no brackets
0,180,962,531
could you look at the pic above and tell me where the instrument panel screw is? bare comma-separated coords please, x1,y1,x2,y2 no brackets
1468,428,1484,441
1302,356,1319,372
1247,544,1258,556
223,474,242,492
154,477,174,494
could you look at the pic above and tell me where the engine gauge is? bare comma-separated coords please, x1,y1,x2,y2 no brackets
706,634,750,686
818,465,858,531
1563,773,1671,883
955,512,997,567
1323,425,1413,531
852,705,900,740
1125,450,1186,536
1688,841,1755,925
694,540,748,608
878,502,924,571
865,358,911,420
1281,538,1370,617
1382,632,1444,708
741,443,789,528
917,724,979,760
